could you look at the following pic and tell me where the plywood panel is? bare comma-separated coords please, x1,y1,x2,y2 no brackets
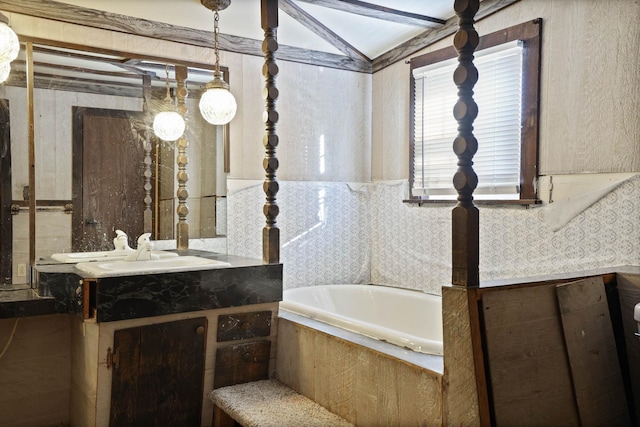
616,273,640,424
556,277,631,426
276,317,443,426
482,285,580,426
442,286,482,426
214,340,271,389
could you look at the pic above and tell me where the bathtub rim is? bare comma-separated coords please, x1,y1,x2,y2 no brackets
279,284,443,356
278,309,444,375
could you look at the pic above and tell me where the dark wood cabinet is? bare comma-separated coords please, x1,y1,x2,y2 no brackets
109,317,208,426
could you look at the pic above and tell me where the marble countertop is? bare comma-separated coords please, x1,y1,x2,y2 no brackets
1,251,282,320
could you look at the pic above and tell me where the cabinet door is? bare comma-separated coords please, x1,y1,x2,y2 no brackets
110,317,207,426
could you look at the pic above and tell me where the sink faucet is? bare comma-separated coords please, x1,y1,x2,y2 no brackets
125,233,154,261
113,230,134,252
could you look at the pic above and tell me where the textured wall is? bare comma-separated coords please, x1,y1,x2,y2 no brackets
372,0,640,179
228,176,640,295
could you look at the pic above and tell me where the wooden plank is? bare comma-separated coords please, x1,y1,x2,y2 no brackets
0,99,12,285
212,405,237,427
296,0,446,28
279,0,370,61
110,318,207,426
617,273,640,424
214,341,271,389
0,0,372,73
110,326,141,426
556,277,631,426
372,0,521,72
442,286,484,426
217,311,272,342
482,284,580,426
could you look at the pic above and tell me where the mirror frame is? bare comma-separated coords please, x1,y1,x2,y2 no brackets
5,35,230,283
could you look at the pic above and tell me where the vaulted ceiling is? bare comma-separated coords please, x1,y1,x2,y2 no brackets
0,0,519,73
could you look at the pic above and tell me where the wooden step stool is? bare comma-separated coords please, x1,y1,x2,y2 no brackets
210,379,354,427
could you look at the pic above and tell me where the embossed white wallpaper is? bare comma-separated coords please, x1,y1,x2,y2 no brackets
228,175,640,295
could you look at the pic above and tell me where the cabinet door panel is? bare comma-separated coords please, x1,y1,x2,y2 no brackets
110,317,207,426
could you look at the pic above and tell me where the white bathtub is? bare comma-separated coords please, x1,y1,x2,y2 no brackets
279,284,443,355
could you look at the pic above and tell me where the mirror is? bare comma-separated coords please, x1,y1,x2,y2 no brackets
0,39,229,285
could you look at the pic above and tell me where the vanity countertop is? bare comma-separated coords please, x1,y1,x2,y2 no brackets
1,251,283,321
0,284,56,319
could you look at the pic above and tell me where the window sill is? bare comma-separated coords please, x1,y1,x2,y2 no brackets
403,198,541,207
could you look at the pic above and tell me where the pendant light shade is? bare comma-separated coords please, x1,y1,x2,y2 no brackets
199,70,237,125
0,18,18,64
199,0,237,126
153,65,186,142
153,110,186,142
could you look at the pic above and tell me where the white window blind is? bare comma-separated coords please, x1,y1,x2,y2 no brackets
412,41,523,200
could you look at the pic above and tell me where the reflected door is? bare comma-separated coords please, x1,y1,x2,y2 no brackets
72,107,146,251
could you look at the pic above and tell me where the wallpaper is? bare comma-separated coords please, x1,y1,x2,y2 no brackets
227,175,640,295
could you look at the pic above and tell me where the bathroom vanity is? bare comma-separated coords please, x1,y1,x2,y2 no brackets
20,251,283,426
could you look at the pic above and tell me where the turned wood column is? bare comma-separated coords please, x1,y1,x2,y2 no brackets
142,75,153,234
442,1,490,426
261,0,280,264
175,65,190,249
452,0,480,288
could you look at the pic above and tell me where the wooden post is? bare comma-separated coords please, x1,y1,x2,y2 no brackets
443,1,490,426
175,65,190,250
142,75,153,234
261,0,280,264
451,0,480,288
26,42,35,270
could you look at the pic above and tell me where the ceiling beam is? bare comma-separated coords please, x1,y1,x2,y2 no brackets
372,0,521,73
295,0,445,28
278,0,370,61
0,0,372,73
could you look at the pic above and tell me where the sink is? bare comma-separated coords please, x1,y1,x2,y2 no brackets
75,256,232,277
51,250,178,263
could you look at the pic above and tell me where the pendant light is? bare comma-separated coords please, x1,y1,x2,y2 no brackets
199,0,237,125
0,13,19,84
153,64,186,142
0,13,18,64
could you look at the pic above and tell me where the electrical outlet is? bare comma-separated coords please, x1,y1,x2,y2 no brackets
17,263,26,277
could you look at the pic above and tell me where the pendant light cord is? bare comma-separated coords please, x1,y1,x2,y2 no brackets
214,9,221,73
164,63,171,101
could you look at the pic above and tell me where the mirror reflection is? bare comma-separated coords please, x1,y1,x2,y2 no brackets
0,40,228,285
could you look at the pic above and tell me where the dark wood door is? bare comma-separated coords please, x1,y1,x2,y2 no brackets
72,107,145,251
0,99,11,284
110,317,208,426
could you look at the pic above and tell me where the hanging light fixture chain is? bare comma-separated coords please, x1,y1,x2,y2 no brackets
164,63,171,100
214,9,221,73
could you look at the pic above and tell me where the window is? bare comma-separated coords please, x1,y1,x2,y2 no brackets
409,20,541,203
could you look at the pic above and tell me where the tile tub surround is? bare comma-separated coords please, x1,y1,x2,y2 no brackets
227,181,372,287
227,176,640,295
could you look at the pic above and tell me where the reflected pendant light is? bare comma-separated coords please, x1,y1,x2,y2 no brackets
153,64,186,142
199,0,237,125
0,14,18,64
